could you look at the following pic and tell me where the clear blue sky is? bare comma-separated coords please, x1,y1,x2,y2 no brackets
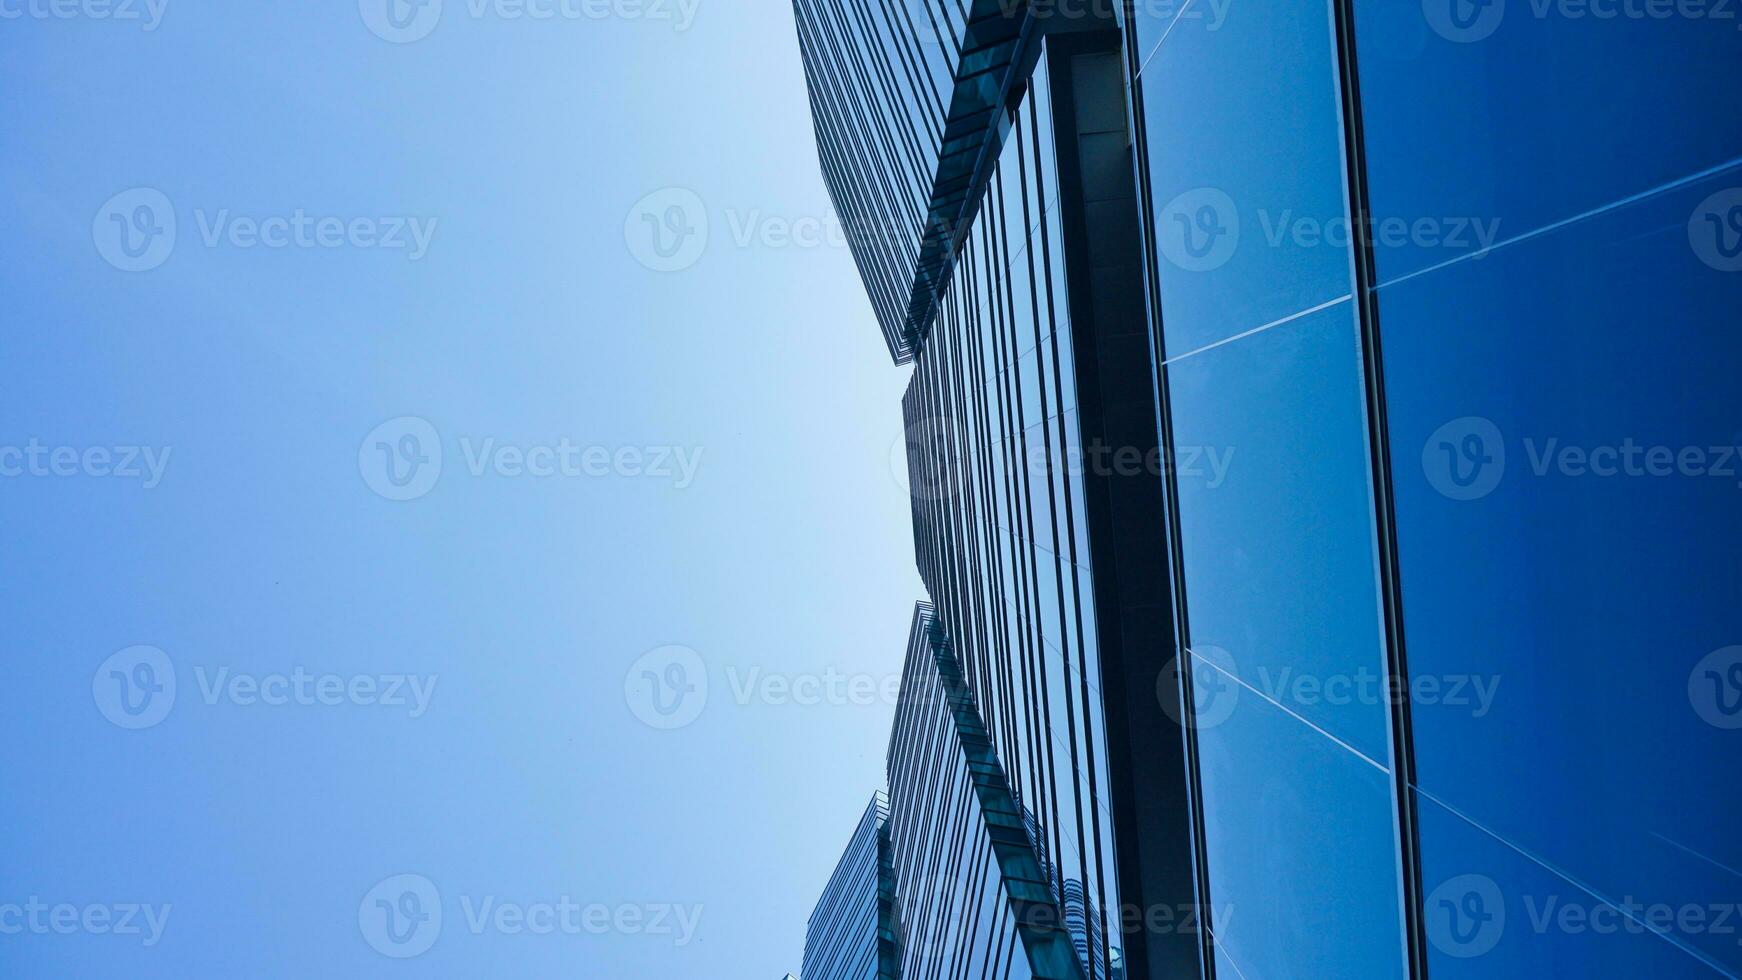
1,4,922,976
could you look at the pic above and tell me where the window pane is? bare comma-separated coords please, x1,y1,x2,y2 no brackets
1353,0,1742,283
1380,167,1742,976
1137,0,1353,355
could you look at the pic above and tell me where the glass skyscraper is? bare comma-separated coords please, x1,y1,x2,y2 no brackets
888,604,1092,979
804,794,899,980
795,1,1742,978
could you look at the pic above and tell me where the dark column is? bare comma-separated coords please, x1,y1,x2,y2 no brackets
1045,30,1208,980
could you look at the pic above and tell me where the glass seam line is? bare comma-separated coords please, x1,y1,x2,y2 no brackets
1204,926,1255,980
1189,649,1390,775
1650,832,1742,884
1158,293,1353,367
1134,0,1198,79
1373,152,1742,293
1414,785,1741,979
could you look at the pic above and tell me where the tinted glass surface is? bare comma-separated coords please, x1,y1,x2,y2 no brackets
1164,302,1408,976
1380,168,1742,977
1191,651,1408,980
1136,0,1353,355
1354,0,1742,284
1168,303,1392,763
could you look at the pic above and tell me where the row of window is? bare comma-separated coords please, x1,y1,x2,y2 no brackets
803,794,893,980
793,0,969,357
887,609,1045,980
901,46,1124,980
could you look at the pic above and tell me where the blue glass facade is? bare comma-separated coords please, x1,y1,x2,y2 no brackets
798,3,1197,977
792,0,963,359
888,605,1090,980
799,1,1741,977
901,52,1126,980
804,794,899,980
1120,0,1742,977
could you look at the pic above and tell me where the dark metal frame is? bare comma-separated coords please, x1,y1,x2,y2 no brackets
1328,1,1430,975
1044,24,1210,980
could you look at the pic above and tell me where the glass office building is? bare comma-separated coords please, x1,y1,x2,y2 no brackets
798,1,1741,978
795,3,1198,979
804,794,900,980
887,604,1092,979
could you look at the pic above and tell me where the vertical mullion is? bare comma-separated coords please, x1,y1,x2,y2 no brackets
1328,1,1428,977
1118,6,1218,976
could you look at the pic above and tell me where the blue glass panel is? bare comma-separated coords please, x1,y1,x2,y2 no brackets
1353,0,1742,283
1137,0,1353,355
1167,302,1392,761
1131,0,1240,75
1382,168,1742,976
1192,661,1408,979
1416,794,1719,978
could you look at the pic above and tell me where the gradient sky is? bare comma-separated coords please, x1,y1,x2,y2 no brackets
0,3,923,976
